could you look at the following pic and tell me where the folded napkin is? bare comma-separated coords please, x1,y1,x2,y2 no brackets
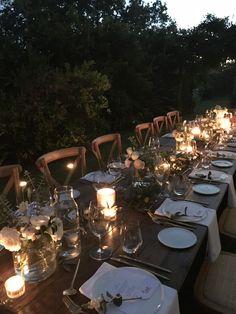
80,262,180,314
210,150,236,160
82,171,116,184
155,198,221,262
189,169,236,207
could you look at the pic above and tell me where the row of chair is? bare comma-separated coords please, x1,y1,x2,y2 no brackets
135,111,181,146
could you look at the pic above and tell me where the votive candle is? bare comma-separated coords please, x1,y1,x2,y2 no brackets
5,275,25,299
97,188,116,209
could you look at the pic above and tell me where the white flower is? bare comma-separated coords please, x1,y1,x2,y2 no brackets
21,226,37,241
50,218,63,241
134,159,145,170
124,158,132,168
30,215,50,229
0,227,21,251
131,151,140,160
126,147,133,157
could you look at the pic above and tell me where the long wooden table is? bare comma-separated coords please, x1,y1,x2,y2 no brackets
0,157,235,314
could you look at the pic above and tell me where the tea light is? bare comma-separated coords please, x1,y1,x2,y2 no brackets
5,275,25,299
191,126,201,137
97,188,116,208
102,206,117,220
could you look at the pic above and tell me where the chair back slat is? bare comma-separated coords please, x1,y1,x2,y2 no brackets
135,122,154,146
153,116,167,136
166,111,181,131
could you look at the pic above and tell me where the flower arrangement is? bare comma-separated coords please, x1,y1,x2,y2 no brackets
0,213,63,253
124,147,145,174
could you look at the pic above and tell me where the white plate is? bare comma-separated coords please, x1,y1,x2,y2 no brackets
211,160,233,168
83,171,115,184
192,184,220,195
158,227,197,249
91,267,164,314
227,142,236,148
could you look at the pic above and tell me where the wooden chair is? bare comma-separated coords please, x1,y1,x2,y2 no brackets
0,164,22,205
218,207,236,253
135,122,155,147
35,147,86,187
91,133,122,170
153,116,167,136
194,251,236,313
166,111,181,131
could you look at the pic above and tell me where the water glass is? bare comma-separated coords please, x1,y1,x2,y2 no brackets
201,153,211,169
122,221,143,254
173,174,188,197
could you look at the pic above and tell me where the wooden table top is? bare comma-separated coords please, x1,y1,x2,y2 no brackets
0,153,235,314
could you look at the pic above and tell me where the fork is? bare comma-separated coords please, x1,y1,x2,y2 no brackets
62,295,86,314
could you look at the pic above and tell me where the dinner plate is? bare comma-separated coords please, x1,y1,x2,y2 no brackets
192,184,220,195
211,160,233,168
227,142,236,148
82,171,115,184
158,227,197,249
91,267,164,314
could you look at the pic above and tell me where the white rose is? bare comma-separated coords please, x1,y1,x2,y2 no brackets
124,158,132,168
30,215,50,229
134,159,145,170
0,227,21,252
126,147,133,157
131,151,140,160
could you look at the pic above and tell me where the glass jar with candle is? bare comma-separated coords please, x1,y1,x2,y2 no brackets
53,186,81,260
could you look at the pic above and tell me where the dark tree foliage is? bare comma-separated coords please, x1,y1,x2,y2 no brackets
0,1,236,162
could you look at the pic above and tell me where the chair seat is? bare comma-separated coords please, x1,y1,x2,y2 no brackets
219,207,236,239
194,251,236,314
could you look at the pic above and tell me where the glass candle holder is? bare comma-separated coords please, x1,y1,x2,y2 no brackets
5,275,25,299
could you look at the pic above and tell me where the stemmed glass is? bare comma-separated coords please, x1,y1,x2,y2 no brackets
88,202,112,261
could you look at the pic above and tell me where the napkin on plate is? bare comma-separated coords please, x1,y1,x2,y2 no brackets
189,169,236,207
80,262,180,314
155,198,221,262
82,171,116,184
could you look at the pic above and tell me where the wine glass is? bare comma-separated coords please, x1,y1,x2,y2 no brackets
88,202,112,261
121,221,143,254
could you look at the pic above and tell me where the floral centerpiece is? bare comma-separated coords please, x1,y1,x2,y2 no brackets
0,171,63,283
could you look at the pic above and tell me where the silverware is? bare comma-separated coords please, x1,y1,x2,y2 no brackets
63,258,81,296
110,257,170,281
118,254,172,273
171,197,209,207
63,295,86,314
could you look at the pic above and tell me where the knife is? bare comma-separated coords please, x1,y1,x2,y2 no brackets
110,257,170,281
118,254,172,273
171,197,209,207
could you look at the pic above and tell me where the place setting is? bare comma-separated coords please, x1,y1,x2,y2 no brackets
151,197,221,261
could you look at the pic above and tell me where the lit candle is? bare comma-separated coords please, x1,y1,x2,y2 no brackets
191,126,201,137
5,275,25,299
102,207,117,220
97,188,116,208
97,188,116,220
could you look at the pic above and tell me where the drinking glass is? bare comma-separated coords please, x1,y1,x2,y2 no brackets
88,202,112,260
173,174,188,197
201,150,211,169
107,157,124,177
121,221,143,254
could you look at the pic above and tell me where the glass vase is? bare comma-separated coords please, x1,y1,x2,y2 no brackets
13,238,56,283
